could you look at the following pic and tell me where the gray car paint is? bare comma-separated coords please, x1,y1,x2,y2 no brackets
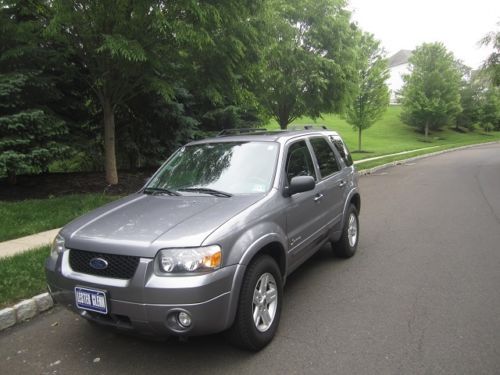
46,129,360,336
61,193,264,258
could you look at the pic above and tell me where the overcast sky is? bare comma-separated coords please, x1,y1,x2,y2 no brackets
348,0,499,68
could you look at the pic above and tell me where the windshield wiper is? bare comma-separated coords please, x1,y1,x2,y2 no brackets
143,187,180,196
178,187,232,198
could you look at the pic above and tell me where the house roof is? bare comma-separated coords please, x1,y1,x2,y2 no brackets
388,50,412,68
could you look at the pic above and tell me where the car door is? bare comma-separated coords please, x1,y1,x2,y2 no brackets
308,136,346,235
330,134,356,214
284,139,326,271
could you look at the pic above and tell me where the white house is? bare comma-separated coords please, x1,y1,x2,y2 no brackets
387,50,412,104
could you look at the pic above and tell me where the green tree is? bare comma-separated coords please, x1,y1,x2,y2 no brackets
345,33,389,151
480,25,499,87
49,0,265,184
48,1,185,184
115,89,199,169
0,0,72,184
478,87,500,131
456,69,482,131
181,1,268,133
400,43,462,138
457,83,480,131
259,0,358,129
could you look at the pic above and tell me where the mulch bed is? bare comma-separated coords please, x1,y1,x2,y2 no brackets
0,169,157,201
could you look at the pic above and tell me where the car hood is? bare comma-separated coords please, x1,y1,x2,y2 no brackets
61,193,262,257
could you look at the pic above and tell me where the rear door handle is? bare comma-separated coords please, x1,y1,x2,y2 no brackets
314,193,324,202
338,180,346,187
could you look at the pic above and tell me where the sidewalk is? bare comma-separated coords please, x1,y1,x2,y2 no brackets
353,145,440,164
0,228,60,259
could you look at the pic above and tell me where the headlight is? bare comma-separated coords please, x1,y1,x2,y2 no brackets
51,234,66,257
156,245,222,275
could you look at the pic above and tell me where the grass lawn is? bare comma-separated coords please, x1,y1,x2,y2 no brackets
266,106,500,160
0,246,50,308
0,194,119,242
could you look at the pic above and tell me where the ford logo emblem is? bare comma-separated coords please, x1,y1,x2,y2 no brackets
89,257,109,270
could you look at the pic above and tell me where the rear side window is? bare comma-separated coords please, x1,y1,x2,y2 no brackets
330,135,353,167
309,137,340,178
285,141,316,183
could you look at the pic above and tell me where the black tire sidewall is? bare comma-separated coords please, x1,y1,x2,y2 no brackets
235,255,283,350
334,204,359,258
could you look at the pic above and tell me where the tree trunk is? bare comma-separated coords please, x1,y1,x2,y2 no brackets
7,170,17,185
279,116,288,130
102,97,118,185
358,127,362,152
277,106,290,130
424,122,429,139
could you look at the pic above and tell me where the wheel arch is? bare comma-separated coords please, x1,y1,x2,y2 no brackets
350,192,361,214
225,235,288,330
238,236,287,281
339,189,361,230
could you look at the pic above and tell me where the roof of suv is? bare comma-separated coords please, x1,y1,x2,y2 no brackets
187,127,341,145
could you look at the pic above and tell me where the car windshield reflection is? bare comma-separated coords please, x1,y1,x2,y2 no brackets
146,141,280,195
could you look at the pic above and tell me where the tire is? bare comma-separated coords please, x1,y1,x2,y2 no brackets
226,255,283,351
332,204,359,258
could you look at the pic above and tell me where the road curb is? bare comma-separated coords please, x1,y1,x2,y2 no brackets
0,292,54,332
358,141,499,176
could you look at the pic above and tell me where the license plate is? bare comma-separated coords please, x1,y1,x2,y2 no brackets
75,286,108,314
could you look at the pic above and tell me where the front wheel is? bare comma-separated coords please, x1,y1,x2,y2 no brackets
226,255,283,351
332,204,359,258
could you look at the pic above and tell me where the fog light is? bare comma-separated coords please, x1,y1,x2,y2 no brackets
178,312,192,328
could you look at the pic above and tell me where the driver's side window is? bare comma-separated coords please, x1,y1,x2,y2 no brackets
285,141,317,184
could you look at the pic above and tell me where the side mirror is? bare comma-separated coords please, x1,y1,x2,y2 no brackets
287,176,315,196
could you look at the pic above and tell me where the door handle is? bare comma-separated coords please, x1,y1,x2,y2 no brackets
338,180,346,187
314,193,324,202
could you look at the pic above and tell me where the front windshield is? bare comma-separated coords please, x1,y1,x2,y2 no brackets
146,141,280,195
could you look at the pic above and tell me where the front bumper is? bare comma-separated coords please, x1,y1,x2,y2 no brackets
45,250,243,336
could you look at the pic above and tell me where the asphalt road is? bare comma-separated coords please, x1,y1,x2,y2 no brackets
1,143,500,375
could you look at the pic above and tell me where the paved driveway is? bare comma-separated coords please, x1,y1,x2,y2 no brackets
1,143,499,374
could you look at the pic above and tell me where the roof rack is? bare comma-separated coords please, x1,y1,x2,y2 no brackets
288,124,328,131
217,128,268,136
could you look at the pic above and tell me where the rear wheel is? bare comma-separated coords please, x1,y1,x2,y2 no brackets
227,255,283,351
332,204,359,258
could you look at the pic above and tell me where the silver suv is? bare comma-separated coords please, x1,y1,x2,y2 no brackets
45,127,360,350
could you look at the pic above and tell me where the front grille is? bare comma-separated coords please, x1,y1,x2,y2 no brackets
69,249,140,279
